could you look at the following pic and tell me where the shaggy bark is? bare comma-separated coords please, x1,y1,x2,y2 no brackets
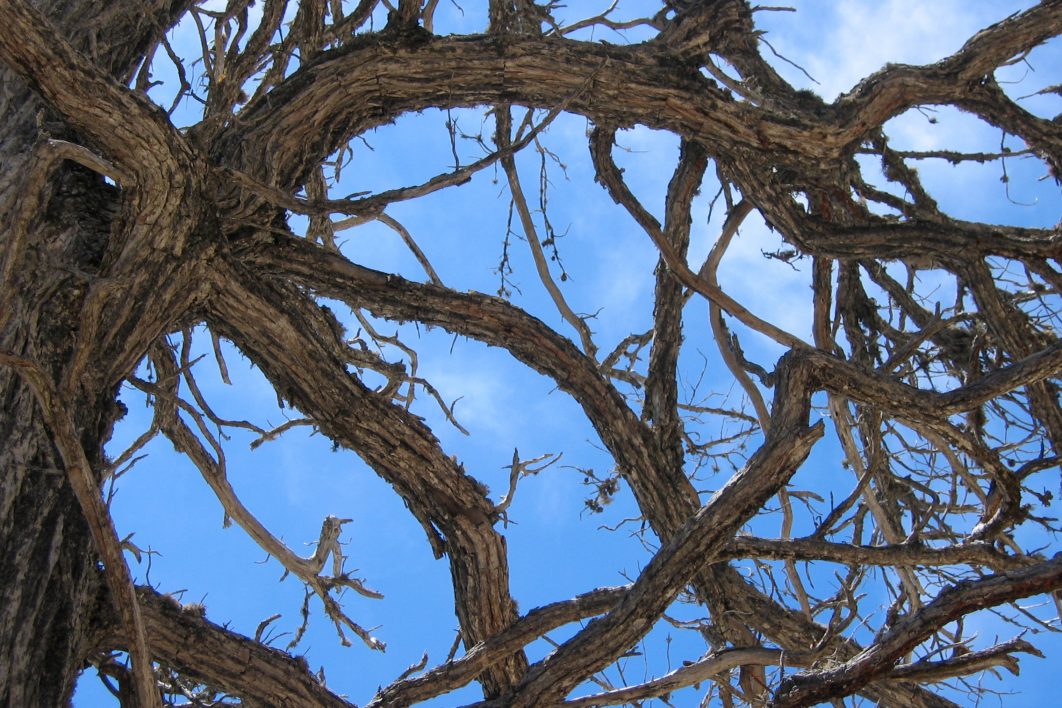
0,1,194,704
1,0,1061,705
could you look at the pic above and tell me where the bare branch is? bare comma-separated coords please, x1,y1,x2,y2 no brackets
774,555,1062,706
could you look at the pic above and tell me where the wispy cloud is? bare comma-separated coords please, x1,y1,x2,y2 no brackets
714,214,814,343
759,1,1037,101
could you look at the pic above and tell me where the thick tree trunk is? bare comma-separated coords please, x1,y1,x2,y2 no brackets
0,386,104,705
0,90,114,708
0,136,130,706
0,1,190,703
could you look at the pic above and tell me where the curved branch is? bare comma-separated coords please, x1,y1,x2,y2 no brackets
210,34,799,193
773,553,1062,707
205,259,527,697
236,229,702,538
500,354,823,705
370,586,628,707
0,0,195,196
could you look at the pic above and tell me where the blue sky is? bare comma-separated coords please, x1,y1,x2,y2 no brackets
72,1,1061,706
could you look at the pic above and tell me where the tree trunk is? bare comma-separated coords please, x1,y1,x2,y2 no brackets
0,385,104,705
0,1,190,703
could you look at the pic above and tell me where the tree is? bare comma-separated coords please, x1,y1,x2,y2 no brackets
1,0,1061,705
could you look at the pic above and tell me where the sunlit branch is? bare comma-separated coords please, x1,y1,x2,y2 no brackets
370,585,628,707
131,345,386,651
589,125,808,349
497,106,598,358
563,647,805,707
774,555,1062,706
377,212,443,285
723,536,1032,571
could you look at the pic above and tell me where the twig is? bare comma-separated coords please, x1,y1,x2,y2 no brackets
377,212,443,285
498,107,598,359
589,127,808,350
494,449,561,525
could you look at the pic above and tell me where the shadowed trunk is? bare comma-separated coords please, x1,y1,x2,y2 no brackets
0,1,191,703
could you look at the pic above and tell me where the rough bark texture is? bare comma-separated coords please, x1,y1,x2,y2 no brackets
0,2,193,704
1,0,1061,706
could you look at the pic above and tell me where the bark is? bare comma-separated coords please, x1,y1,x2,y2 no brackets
1,0,1061,706
92,586,356,708
774,554,1062,707
204,262,527,696
0,1,193,704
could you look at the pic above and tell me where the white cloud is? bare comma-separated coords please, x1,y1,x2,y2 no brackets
713,214,814,342
760,1,1038,101
586,230,657,335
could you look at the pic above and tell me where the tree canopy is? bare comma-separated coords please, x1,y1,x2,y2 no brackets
1,1,1061,706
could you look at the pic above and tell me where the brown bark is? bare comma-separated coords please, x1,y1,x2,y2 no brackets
93,585,356,708
0,1,193,704
1,0,1061,706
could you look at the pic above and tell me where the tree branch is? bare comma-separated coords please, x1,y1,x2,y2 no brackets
774,554,1062,706
93,584,355,707
497,354,823,705
206,259,528,696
